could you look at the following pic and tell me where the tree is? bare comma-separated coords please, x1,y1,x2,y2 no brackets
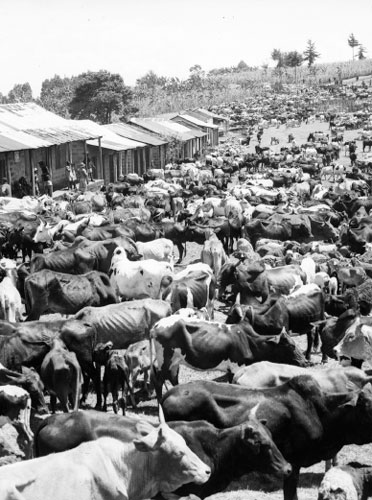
136,70,167,89
7,82,33,103
285,51,303,83
271,49,286,68
69,70,132,124
358,45,367,60
348,33,359,60
237,60,249,71
39,75,75,117
303,40,320,67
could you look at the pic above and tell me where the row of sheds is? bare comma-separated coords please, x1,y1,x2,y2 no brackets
0,103,227,191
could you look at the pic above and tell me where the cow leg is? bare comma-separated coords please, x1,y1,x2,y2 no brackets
305,332,313,361
283,466,300,500
112,380,119,414
103,371,109,412
50,394,57,414
176,242,184,264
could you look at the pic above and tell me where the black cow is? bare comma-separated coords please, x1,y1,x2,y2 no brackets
150,316,307,398
161,376,372,500
34,410,292,498
24,269,117,320
0,366,47,414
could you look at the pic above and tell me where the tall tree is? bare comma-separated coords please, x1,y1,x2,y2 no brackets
271,49,286,68
136,70,167,89
358,45,367,60
69,70,132,124
348,33,359,60
237,60,249,71
303,40,320,67
7,82,33,103
39,75,75,117
285,51,303,83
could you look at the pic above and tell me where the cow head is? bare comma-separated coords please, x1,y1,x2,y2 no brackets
270,329,308,367
33,220,52,243
21,367,48,415
239,405,292,477
334,317,372,361
133,407,211,492
93,341,114,366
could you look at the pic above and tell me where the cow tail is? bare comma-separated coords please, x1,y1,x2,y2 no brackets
73,362,83,412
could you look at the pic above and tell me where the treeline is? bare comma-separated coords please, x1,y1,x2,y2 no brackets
1,59,372,123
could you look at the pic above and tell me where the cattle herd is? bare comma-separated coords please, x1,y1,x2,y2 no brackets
2,96,372,500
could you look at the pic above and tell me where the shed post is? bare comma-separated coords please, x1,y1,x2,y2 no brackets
98,138,103,180
29,150,35,196
5,153,12,197
84,141,88,166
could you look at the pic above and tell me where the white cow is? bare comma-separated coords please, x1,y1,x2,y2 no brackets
0,260,23,322
300,257,316,284
0,385,33,458
0,414,210,500
136,238,174,264
201,233,227,279
109,247,173,300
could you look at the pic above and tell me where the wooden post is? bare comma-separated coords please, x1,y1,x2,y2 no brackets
29,149,35,196
98,137,103,181
6,153,12,197
84,141,88,166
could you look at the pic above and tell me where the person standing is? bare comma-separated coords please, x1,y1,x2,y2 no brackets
87,156,95,182
78,162,89,193
38,160,53,197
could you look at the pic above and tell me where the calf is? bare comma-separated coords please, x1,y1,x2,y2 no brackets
125,340,153,399
40,339,83,413
0,276,23,323
93,343,134,413
201,233,227,280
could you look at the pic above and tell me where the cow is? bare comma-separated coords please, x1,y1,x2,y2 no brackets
318,462,372,500
0,408,211,500
40,338,83,413
0,365,47,415
30,236,140,275
0,416,32,466
109,246,173,300
136,238,174,264
219,261,307,303
160,376,372,500
162,268,216,318
74,299,171,407
93,344,134,414
150,315,307,398
24,269,117,320
124,340,153,399
0,386,33,458
333,315,372,366
201,232,227,280
34,410,291,499
226,285,324,360
232,362,372,393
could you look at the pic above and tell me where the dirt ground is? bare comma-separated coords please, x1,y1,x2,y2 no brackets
40,121,372,500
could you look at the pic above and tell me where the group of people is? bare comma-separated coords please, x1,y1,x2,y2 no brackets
32,157,96,197
66,158,95,192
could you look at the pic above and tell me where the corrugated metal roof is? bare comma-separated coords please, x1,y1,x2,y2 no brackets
0,103,101,147
106,123,167,146
74,120,146,151
0,134,32,153
174,114,219,129
191,108,229,121
131,118,205,140
159,119,206,138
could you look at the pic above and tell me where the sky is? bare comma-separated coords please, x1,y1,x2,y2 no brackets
0,0,371,97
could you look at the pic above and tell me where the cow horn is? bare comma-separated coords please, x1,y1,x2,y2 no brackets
249,403,260,419
158,405,166,425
